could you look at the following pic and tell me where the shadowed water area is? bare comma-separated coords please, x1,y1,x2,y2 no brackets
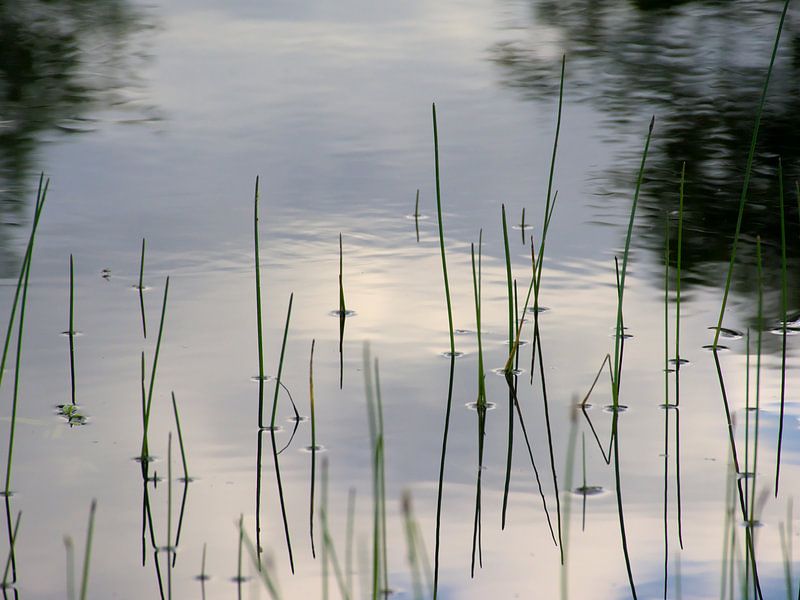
0,0,799,598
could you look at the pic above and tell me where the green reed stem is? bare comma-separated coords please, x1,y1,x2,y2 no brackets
775,158,788,496
141,277,170,461
432,104,455,356
712,0,791,347
469,236,487,576
270,293,293,430
3,178,47,497
254,176,266,428
171,393,189,482
79,500,96,600
502,206,514,346
432,102,456,600
69,254,76,405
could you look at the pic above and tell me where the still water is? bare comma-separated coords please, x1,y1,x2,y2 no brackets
1,0,799,597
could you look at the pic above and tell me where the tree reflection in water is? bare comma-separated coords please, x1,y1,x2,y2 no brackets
491,0,800,322
0,0,157,274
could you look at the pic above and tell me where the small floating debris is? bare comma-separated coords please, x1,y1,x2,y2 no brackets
465,401,497,411
608,327,633,339
492,367,525,376
505,339,529,347
194,574,211,582
769,326,800,336
258,425,283,433
250,374,275,382
55,404,88,426
526,306,550,314
405,214,429,220
659,403,679,410
736,471,755,480
573,485,605,497
707,326,743,340
702,344,729,352
329,309,357,318
454,329,473,335
101,268,111,280
603,404,629,413
287,415,309,423
130,284,151,291
60,330,83,337
301,444,326,453
668,358,690,367
440,350,465,358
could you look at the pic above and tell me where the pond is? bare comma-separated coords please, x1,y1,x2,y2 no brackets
0,0,799,598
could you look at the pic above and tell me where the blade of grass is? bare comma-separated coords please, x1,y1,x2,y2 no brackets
712,0,791,347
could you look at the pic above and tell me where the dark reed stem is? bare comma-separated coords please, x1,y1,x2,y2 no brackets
339,233,346,389
237,514,244,600
2,510,19,588
199,543,207,600
79,499,96,600
775,158,787,496
167,433,173,600
309,340,317,558
469,236,487,576
270,294,295,572
139,238,147,339
254,177,266,429
712,0,791,347
141,277,170,462
711,348,764,599
520,207,526,244
171,392,190,482
68,254,76,405
432,102,456,600
171,479,189,568
663,206,670,600
675,163,685,549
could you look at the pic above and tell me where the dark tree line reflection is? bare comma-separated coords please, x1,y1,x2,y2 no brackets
491,0,800,324
0,0,156,275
